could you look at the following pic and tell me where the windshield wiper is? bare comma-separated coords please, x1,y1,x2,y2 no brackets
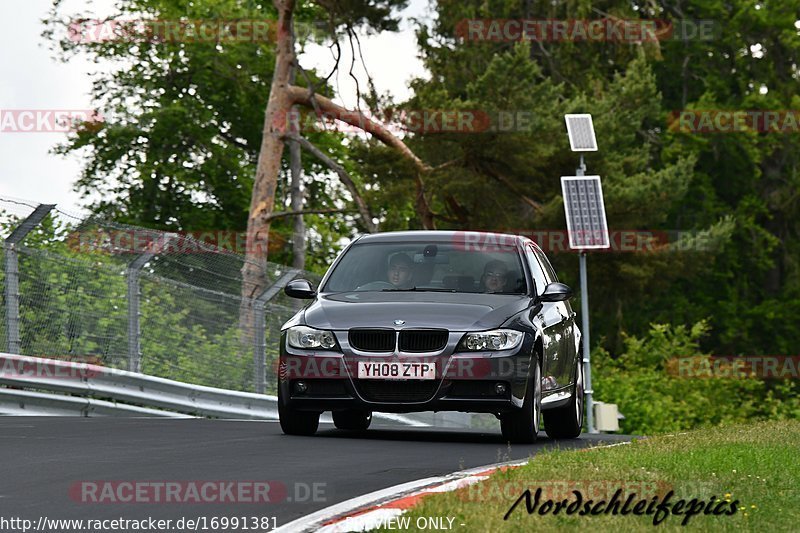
382,286,457,292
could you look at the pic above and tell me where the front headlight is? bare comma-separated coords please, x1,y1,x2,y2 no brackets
287,326,338,350
458,329,524,351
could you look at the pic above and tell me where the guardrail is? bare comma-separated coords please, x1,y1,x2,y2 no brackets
0,353,429,426
0,388,192,417
0,353,279,418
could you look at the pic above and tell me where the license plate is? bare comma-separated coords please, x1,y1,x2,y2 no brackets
357,361,436,380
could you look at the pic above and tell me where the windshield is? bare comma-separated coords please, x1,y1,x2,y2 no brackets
322,241,528,294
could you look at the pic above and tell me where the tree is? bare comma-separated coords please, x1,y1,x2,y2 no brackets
44,0,381,273
349,0,731,351
240,0,440,303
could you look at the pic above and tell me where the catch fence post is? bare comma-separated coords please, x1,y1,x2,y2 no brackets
254,269,301,394
126,233,176,372
4,204,55,354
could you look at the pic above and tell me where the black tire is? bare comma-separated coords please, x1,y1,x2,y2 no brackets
278,386,320,436
333,409,372,431
543,351,584,439
500,358,541,444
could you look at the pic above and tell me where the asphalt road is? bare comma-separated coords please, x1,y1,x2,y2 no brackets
0,418,632,530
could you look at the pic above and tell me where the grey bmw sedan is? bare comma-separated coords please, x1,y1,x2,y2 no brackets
278,231,583,443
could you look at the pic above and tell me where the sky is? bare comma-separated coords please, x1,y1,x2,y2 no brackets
0,0,430,217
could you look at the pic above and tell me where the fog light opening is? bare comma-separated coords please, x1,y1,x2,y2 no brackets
495,382,507,395
295,381,308,394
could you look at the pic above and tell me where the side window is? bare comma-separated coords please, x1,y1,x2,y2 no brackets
525,245,548,296
533,247,558,283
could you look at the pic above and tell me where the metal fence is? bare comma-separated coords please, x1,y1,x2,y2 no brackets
0,197,321,395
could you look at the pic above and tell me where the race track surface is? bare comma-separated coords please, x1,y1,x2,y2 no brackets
0,418,632,529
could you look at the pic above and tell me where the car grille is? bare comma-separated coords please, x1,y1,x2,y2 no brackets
355,380,439,403
399,330,448,352
349,329,395,352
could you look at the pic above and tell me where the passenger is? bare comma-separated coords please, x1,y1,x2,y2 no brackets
481,260,509,293
387,253,414,288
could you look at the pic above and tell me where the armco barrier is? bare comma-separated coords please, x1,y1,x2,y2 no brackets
0,353,428,426
0,387,191,417
0,353,278,418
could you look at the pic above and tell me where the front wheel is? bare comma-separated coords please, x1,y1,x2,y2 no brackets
278,386,320,436
500,359,541,444
333,409,372,431
543,352,584,439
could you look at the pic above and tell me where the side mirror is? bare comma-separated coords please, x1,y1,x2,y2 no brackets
284,279,317,299
539,282,573,302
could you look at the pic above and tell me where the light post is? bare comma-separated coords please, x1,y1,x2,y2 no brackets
561,114,610,434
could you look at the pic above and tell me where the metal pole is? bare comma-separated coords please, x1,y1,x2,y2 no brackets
253,269,301,394
253,300,266,394
4,246,20,354
126,233,176,373
4,204,55,354
579,251,595,433
127,269,141,372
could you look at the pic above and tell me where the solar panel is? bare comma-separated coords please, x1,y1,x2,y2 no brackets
561,176,610,249
565,114,598,152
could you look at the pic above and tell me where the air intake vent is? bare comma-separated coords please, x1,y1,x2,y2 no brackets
399,330,448,352
349,329,395,352
355,380,439,403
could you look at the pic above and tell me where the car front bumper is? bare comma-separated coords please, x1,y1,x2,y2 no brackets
278,330,538,414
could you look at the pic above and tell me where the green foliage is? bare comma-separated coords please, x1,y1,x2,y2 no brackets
594,322,800,435
1,210,301,393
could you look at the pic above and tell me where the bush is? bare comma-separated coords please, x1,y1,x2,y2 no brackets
593,321,800,435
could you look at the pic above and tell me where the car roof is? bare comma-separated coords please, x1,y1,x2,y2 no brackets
356,230,528,246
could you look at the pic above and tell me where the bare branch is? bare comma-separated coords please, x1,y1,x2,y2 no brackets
346,25,362,113
353,29,373,88
431,158,462,172
445,194,470,226
323,40,341,84
284,133,378,233
295,63,324,123
415,173,436,230
287,84,431,173
482,166,543,213
264,208,347,223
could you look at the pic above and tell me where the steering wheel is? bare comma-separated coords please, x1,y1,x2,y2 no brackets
356,281,396,291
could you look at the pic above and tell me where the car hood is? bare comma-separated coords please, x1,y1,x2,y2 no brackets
303,291,530,331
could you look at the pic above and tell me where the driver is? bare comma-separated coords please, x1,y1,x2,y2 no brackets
387,253,414,289
481,260,509,293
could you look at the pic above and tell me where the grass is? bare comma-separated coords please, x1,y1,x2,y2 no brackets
372,420,800,532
